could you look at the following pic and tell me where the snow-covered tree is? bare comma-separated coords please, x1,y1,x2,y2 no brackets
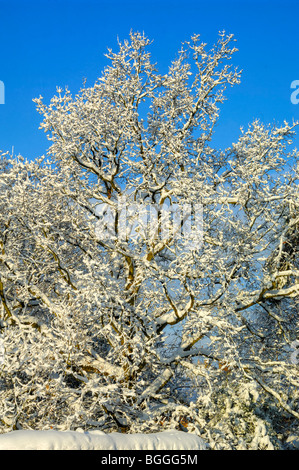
0,31,298,449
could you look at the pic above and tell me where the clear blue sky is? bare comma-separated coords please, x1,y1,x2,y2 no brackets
0,0,299,159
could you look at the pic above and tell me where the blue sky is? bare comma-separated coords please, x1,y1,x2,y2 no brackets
0,0,299,160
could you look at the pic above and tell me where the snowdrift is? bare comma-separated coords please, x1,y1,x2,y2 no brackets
0,429,207,450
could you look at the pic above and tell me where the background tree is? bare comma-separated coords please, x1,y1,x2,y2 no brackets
0,31,298,449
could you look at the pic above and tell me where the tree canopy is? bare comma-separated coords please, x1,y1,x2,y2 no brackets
0,31,298,449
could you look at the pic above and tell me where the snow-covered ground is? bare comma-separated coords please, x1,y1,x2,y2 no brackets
0,429,207,450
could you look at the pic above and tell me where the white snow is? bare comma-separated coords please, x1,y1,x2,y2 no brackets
0,429,207,450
